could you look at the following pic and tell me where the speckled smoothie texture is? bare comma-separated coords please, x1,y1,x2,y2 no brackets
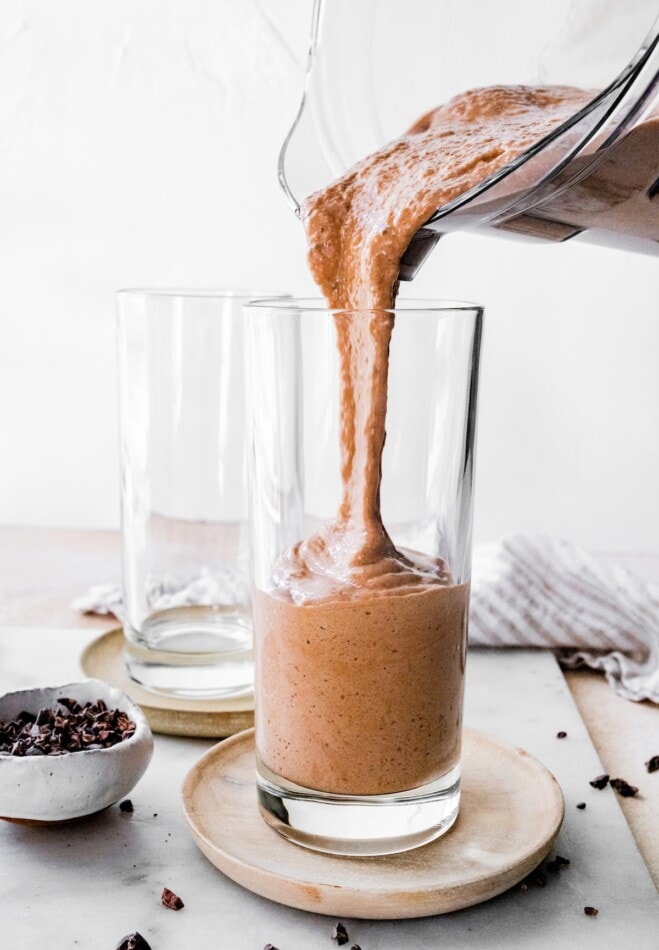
255,583,468,795
303,85,594,311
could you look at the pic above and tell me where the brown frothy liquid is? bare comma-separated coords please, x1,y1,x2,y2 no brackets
255,584,467,796
257,85,595,796
303,85,594,312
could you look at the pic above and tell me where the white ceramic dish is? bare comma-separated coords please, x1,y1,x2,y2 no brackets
0,678,153,823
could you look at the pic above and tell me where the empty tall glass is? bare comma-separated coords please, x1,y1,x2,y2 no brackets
118,290,284,698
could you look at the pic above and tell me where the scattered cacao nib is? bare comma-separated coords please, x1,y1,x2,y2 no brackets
576,802,586,810
116,934,152,950
263,945,280,950
0,698,135,757
119,799,134,813
584,906,599,917
332,922,349,945
161,887,184,911
58,697,81,712
610,778,639,798
351,946,362,950
646,755,659,773
589,774,609,790
520,866,548,889
547,855,570,873
556,731,567,739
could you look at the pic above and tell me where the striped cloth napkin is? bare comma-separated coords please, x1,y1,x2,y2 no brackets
470,534,659,703
73,534,659,704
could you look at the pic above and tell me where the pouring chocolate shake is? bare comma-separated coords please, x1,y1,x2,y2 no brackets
281,1,658,273
246,0,658,856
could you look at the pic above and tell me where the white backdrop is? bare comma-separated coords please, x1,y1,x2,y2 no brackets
0,0,657,558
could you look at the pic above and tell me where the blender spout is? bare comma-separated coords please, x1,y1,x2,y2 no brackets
398,228,442,282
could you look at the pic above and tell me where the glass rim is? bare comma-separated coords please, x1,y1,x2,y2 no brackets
117,288,291,300
245,297,483,315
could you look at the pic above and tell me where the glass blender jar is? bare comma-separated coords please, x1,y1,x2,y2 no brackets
280,0,658,277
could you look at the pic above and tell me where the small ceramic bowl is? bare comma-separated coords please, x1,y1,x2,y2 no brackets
0,678,153,823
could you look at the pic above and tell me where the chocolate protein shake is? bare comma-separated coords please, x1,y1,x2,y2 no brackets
256,85,596,797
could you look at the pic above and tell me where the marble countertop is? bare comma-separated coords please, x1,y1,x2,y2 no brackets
2,627,658,950
1,526,658,948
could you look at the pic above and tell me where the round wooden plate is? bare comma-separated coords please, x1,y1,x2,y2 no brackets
80,628,254,738
182,727,564,918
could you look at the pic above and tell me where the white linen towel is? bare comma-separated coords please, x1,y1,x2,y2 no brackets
73,534,659,703
469,534,659,703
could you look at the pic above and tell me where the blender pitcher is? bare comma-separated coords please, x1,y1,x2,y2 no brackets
280,0,659,277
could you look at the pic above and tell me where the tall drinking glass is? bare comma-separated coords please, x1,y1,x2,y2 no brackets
245,298,483,855
118,289,285,698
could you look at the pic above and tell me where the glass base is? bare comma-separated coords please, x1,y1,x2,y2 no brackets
124,607,253,698
256,758,460,856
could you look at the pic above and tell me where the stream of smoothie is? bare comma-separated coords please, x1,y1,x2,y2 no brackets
255,85,595,796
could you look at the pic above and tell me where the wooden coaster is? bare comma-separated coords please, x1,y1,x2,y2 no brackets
182,728,564,918
80,628,254,738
